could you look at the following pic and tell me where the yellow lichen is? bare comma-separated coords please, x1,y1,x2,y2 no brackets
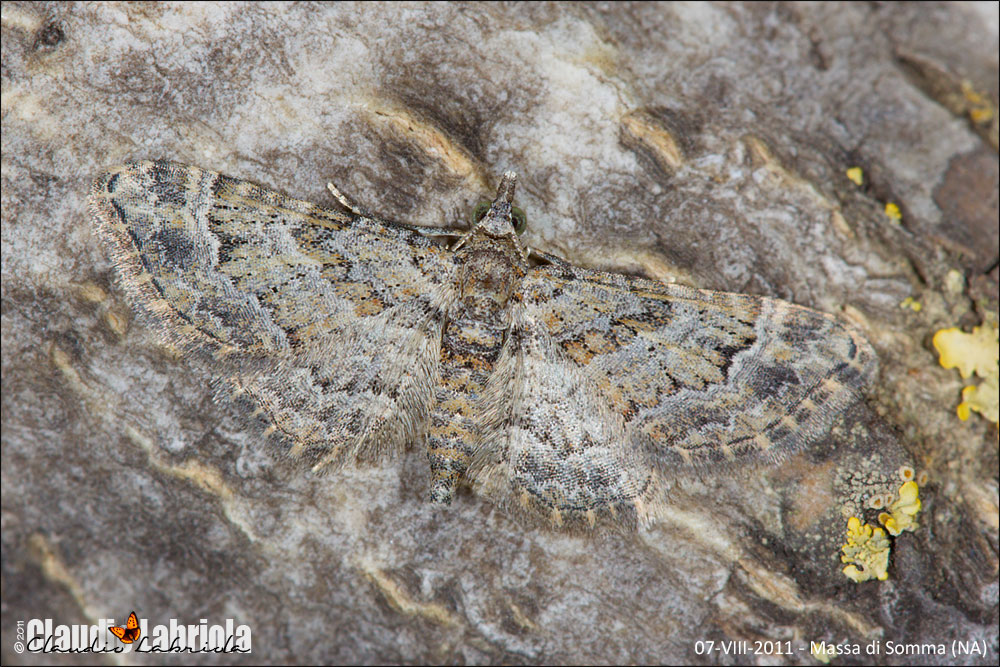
944,269,965,295
812,641,835,663
958,375,999,424
969,106,995,124
933,323,1000,424
879,480,921,536
884,202,902,222
846,166,863,186
934,324,998,379
962,80,995,124
841,516,890,582
899,297,922,312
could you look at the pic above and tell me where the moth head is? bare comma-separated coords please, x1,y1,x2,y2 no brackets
471,171,527,236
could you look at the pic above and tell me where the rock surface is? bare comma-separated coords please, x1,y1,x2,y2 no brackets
2,2,996,664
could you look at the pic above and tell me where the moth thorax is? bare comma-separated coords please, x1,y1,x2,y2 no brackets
458,249,519,303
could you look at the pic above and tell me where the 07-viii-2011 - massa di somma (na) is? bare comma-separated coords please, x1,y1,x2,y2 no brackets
89,160,876,530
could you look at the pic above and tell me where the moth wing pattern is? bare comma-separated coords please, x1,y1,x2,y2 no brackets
471,307,662,528
89,160,456,466
471,262,876,524
91,160,879,528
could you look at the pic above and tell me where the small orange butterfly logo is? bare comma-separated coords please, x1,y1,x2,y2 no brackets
108,611,140,644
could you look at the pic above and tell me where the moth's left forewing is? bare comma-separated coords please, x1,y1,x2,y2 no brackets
93,162,457,351
516,264,877,472
89,160,457,467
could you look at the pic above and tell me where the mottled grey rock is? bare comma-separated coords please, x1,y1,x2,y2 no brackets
2,2,996,664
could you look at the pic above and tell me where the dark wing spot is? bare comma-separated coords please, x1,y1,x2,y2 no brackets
748,364,800,397
152,227,200,271
147,163,188,207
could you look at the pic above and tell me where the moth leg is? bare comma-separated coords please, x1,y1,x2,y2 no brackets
327,181,469,241
418,228,468,238
527,248,571,266
326,181,372,218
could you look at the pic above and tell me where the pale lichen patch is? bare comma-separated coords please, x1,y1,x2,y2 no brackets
933,322,999,424
879,480,921,536
841,517,890,582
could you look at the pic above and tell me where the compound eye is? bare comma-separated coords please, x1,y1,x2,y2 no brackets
512,206,527,234
471,202,491,224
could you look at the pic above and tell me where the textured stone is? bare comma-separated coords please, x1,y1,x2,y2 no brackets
2,2,997,664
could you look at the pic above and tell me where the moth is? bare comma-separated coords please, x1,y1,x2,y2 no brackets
90,161,876,528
